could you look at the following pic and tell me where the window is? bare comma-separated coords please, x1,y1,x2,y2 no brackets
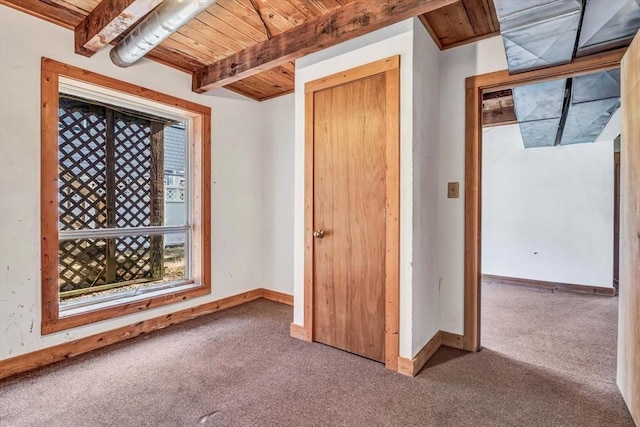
41,59,211,334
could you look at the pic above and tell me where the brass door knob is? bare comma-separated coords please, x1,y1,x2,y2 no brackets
313,229,325,239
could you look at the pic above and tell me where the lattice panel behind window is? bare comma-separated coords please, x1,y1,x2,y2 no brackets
57,99,154,291
113,114,152,282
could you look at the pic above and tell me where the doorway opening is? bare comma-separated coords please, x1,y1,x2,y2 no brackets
465,38,639,423
479,70,621,385
462,47,625,352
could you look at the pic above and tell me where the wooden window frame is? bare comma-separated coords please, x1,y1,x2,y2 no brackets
302,56,400,371
41,58,211,334
463,48,626,351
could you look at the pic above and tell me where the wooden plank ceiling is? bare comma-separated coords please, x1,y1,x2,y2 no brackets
2,0,499,101
419,0,499,49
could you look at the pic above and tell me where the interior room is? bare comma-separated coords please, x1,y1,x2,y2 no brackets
0,0,638,426
480,71,622,405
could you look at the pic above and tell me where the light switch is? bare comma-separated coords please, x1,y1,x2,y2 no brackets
448,182,459,198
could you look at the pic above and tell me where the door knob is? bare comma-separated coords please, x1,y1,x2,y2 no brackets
313,229,325,239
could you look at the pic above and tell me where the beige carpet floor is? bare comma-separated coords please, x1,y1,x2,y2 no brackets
0,283,634,426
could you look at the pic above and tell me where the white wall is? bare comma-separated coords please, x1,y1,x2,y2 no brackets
292,20,417,358
261,94,295,295
482,124,614,287
0,6,263,360
411,20,442,354
438,37,508,335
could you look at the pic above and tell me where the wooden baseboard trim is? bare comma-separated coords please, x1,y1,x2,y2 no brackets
289,323,310,341
0,288,292,380
441,331,464,349
261,289,293,305
397,331,442,377
483,274,616,296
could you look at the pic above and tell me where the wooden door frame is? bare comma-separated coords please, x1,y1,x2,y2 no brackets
303,56,401,371
463,48,626,352
614,149,621,292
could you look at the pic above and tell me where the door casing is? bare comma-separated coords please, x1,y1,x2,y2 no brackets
303,56,401,371
463,47,627,352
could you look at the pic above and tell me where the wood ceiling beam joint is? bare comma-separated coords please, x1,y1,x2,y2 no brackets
248,0,273,40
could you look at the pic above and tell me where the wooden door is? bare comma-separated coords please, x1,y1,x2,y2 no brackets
312,73,387,362
619,31,640,425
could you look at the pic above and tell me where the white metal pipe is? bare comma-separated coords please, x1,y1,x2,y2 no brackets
110,0,217,68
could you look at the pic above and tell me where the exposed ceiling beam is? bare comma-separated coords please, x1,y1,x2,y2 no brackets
192,0,457,93
0,0,185,74
483,89,516,127
483,107,517,127
74,0,163,57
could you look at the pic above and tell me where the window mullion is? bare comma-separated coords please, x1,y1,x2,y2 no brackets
59,225,190,241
